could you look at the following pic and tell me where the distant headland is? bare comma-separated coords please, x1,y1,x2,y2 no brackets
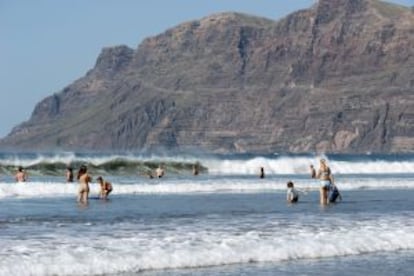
1,0,414,153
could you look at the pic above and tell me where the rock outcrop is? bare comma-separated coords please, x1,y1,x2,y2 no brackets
1,0,414,153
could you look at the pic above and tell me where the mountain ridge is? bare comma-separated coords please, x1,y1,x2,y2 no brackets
1,0,414,153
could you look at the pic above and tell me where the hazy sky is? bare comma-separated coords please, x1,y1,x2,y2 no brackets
1,0,413,138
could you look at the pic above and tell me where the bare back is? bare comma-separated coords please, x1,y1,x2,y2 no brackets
79,173,91,185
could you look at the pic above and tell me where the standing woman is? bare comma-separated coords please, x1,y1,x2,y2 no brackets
316,159,333,205
77,165,91,204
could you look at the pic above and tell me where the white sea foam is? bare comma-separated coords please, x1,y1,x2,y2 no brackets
205,157,414,175
1,176,414,199
0,215,413,275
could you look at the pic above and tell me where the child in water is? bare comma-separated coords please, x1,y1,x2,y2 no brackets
286,181,299,203
96,176,113,199
328,183,342,203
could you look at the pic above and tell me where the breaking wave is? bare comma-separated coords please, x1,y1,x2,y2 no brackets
0,152,414,176
0,214,413,275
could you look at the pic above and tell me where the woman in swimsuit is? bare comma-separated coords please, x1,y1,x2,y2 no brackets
77,165,91,204
316,159,333,205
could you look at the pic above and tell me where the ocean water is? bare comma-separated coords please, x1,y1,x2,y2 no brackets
0,153,414,276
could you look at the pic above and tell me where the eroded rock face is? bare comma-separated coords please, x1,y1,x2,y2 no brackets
1,0,414,153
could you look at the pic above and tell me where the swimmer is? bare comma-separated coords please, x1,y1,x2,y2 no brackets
15,166,27,182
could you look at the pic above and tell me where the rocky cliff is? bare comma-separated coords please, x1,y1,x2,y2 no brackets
1,0,414,153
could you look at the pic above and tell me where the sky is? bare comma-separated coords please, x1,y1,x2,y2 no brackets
1,0,413,138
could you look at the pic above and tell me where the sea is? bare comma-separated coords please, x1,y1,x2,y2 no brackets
0,152,413,276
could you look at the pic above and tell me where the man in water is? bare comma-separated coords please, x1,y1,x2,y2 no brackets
259,167,265,179
15,166,27,182
66,167,74,182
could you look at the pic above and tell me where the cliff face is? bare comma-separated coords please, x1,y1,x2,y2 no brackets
2,0,414,153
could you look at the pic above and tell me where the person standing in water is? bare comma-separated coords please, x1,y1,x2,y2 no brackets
259,167,265,179
315,159,333,205
66,167,74,182
309,165,316,179
96,176,113,200
77,165,91,204
15,166,27,182
155,165,165,178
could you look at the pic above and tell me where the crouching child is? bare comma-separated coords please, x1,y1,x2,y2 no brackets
287,181,299,203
